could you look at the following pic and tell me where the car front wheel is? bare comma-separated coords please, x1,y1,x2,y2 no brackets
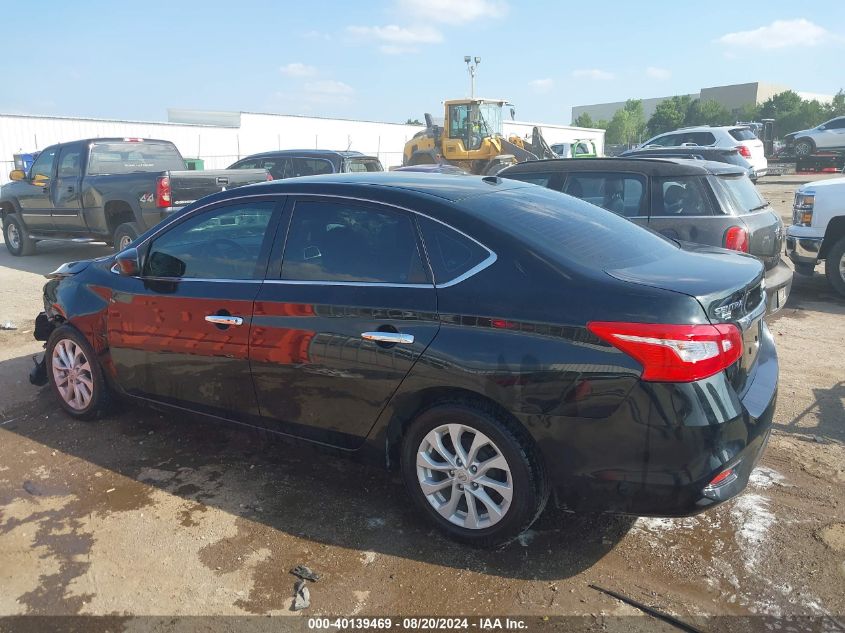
3,213,36,256
46,325,112,420
825,236,845,297
401,401,549,547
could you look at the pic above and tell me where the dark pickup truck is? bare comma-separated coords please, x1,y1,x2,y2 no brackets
1,138,269,255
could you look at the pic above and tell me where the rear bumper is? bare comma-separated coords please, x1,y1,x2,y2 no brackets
763,258,793,313
533,322,778,517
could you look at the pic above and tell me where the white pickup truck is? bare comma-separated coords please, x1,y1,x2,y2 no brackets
786,176,845,296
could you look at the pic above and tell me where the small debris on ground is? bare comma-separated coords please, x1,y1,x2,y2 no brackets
291,564,320,582
292,579,310,611
1,321,17,330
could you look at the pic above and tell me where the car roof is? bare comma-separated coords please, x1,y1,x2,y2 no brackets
656,125,748,133
500,157,744,177
223,171,528,203
239,149,379,160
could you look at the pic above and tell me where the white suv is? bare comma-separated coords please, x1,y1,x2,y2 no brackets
784,116,845,157
640,125,768,178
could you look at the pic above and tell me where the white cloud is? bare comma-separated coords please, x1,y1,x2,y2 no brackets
572,68,614,81
304,80,354,96
279,62,317,77
529,78,554,94
397,0,508,24
646,66,671,80
347,24,443,44
716,18,836,50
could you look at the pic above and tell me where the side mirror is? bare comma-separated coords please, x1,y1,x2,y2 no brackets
112,248,140,276
9,170,26,181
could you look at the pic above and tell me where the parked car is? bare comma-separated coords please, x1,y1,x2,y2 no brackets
551,140,597,159
31,173,777,547
639,125,768,178
0,138,269,255
786,176,845,296
620,146,758,181
782,116,845,157
500,158,792,313
392,164,469,174
228,150,383,180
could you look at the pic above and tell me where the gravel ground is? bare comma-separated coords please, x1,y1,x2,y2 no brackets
0,175,843,627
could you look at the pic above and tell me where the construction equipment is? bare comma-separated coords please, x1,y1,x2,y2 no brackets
402,99,556,175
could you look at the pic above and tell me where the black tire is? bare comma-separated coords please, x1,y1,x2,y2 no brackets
3,213,36,256
824,236,845,297
46,325,112,420
400,400,549,548
794,138,816,157
113,222,141,252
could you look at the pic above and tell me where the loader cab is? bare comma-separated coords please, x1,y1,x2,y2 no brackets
445,99,505,152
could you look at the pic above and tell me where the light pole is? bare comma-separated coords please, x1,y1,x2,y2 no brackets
464,56,481,99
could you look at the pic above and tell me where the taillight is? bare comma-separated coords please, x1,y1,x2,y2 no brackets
724,226,749,252
266,172,274,181
156,176,171,208
587,322,743,382
736,145,752,158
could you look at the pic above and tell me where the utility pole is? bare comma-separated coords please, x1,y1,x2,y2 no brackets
464,56,481,98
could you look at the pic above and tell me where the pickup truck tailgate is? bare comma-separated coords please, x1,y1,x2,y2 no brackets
168,169,269,206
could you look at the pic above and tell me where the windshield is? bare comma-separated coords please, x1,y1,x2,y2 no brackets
717,174,767,214
88,142,185,175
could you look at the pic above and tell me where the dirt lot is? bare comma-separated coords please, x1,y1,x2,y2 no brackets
0,175,843,627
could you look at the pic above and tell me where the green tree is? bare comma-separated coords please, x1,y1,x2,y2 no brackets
405,118,423,125
605,100,646,145
733,103,761,123
684,99,731,127
646,95,691,137
759,90,803,120
573,112,595,128
829,90,845,117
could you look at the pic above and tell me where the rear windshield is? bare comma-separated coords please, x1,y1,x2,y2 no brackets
717,175,767,214
729,128,758,141
462,185,678,270
87,142,184,175
345,158,384,173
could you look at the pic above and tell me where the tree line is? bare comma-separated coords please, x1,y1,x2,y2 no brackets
573,90,845,145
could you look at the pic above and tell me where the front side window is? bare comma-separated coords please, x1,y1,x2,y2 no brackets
281,201,429,284
645,134,677,147
562,172,646,218
653,177,715,216
58,146,83,177
824,117,845,130
145,202,276,279
30,148,57,182
290,158,334,177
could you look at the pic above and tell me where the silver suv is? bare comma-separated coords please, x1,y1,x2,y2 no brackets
640,125,768,178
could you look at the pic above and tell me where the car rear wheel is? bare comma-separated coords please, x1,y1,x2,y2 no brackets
113,222,140,252
794,138,816,157
46,325,112,420
3,213,36,256
825,236,845,297
401,401,548,547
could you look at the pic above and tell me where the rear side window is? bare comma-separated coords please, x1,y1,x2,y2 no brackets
289,158,334,177
729,128,758,141
345,158,383,173
504,173,553,188
281,201,429,284
717,175,767,214
88,142,184,175
562,172,646,218
823,118,845,130
674,132,716,146
417,216,491,285
653,177,715,216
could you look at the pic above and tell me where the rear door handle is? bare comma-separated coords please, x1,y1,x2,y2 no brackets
205,315,244,326
361,331,414,344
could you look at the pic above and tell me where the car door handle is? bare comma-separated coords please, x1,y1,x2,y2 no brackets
205,315,244,326
361,331,414,344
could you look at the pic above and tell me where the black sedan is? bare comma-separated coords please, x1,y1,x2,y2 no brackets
31,173,778,547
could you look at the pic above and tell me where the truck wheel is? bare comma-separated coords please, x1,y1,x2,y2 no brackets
794,138,816,157
824,236,845,297
113,222,140,252
3,213,36,256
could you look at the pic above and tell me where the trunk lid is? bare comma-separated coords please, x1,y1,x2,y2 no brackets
167,169,269,207
605,243,766,391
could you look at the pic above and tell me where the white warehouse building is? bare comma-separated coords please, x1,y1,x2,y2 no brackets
0,108,604,184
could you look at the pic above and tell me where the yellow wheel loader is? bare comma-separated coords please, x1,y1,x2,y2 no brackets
403,99,556,176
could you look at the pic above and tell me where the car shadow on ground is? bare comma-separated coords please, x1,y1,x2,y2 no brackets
777,269,845,318
0,358,635,583
775,380,845,444
0,239,113,277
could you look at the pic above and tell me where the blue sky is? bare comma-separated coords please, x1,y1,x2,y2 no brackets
2,0,843,124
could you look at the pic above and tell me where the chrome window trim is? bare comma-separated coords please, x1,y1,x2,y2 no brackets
135,191,498,288
265,279,433,289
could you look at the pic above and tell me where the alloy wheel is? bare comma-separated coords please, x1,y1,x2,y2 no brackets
839,252,845,283
416,423,513,529
7,223,21,250
51,339,94,411
118,235,133,250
